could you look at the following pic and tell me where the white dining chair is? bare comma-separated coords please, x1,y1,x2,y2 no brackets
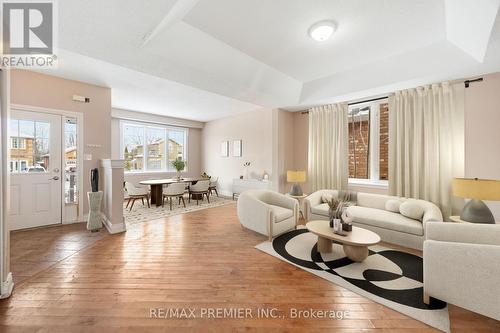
162,182,187,210
209,177,219,197
125,182,150,211
189,180,210,205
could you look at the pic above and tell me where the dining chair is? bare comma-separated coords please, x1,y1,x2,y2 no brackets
125,182,150,211
162,182,186,210
189,180,210,205
209,177,219,197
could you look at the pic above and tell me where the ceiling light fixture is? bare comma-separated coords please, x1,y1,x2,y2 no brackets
308,20,336,42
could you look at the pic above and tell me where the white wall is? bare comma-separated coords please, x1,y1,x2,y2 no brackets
464,73,500,221
202,108,275,196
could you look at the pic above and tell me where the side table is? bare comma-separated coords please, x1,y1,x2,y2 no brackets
285,193,308,220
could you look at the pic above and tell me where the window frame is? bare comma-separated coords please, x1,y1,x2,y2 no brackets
10,137,26,149
120,120,188,174
347,99,389,188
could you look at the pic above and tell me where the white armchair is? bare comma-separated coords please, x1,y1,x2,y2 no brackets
424,222,500,320
237,190,299,241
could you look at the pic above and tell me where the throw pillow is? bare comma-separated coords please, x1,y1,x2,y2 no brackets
385,199,402,213
399,201,424,221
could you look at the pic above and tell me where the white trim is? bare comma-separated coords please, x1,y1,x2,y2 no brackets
1,68,12,299
0,272,13,299
10,104,85,224
100,159,125,169
100,212,126,234
348,178,388,188
348,98,388,183
112,108,204,129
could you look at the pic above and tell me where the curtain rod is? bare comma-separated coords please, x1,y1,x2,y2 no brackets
301,96,388,114
300,77,483,114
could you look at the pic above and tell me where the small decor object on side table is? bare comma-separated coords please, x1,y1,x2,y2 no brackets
243,162,251,179
262,171,269,182
87,168,103,232
172,159,187,180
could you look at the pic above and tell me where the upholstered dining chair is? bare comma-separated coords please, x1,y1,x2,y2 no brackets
209,177,219,197
162,182,187,210
189,180,210,205
125,182,150,211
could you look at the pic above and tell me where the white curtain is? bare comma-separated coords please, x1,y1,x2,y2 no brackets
388,82,464,218
308,103,349,192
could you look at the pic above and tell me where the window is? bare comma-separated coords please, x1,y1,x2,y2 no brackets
9,118,50,173
348,100,388,184
10,137,26,149
121,121,187,173
65,118,79,205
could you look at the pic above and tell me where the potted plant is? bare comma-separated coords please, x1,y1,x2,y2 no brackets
172,159,186,180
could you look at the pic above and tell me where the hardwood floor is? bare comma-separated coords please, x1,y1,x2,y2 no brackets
1,204,499,332
10,222,108,285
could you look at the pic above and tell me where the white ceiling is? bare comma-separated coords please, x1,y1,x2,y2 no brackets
184,0,447,82
38,0,500,121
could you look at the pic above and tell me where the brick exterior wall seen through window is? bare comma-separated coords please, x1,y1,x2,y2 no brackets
379,103,389,180
348,116,370,179
348,103,389,180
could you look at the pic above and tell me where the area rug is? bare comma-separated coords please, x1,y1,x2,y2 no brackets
124,195,234,227
256,228,450,332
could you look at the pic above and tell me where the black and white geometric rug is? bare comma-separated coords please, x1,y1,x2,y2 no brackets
256,228,450,332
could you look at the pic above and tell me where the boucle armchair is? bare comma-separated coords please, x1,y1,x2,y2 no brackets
424,222,500,320
237,190,299,241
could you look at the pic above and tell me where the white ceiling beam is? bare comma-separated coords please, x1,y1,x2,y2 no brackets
445,0,500,62
141,0,200,47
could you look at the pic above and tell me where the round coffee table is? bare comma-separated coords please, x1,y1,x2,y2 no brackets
306,220,381,262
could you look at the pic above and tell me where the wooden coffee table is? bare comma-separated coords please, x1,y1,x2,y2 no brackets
306,220,381,262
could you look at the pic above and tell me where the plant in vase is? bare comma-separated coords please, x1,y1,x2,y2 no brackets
243,161,251,179
326,198,340,228
172,159,186,180
327,198,348,233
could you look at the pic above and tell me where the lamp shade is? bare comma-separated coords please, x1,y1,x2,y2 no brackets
287,171,306,183
453,178,500,201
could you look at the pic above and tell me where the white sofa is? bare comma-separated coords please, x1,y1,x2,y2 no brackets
304,190,443,250
237,190,299,241
424,222,500,320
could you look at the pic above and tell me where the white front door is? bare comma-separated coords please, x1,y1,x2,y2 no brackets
9,110,62,230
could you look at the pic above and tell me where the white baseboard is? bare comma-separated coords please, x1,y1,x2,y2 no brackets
100,212,126,234
0,272,14,299
220,190,235,198
63,217,86,225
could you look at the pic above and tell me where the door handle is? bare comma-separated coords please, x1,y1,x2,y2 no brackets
50,176,60,181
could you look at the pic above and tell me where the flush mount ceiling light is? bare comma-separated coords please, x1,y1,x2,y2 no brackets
308,20,337,42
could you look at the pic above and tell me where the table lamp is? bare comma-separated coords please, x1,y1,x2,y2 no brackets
287,171,306,196
453,178,500,224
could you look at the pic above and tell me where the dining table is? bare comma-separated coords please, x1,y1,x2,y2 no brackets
139,178,205,207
